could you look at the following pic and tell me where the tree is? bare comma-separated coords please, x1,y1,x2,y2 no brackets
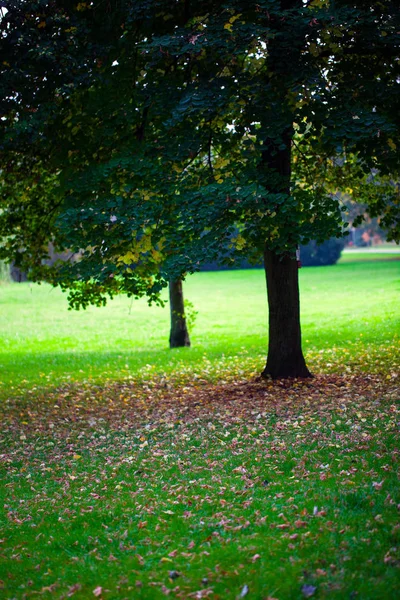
1,1,399,378
169,280,191,348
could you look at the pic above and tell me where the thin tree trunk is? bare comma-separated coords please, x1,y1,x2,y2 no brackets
169,279,190,348
262,248,311,379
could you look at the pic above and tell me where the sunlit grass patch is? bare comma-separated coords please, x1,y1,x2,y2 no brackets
0,259,399,396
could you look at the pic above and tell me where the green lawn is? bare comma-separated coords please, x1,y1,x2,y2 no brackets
0,257,399,396
339,250,400,264
0,257,399,599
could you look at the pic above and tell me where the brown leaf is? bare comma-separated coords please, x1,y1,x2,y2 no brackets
295,520,308,528
67,584,82,597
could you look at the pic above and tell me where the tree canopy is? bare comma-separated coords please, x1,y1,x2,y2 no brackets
1,0,399,376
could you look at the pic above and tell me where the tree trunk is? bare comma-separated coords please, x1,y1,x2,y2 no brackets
262,248,311,379
260,129,311,378
169,279,190,348
257,0,310,378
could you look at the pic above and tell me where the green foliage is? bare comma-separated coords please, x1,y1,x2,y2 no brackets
0,0,399,308
183,298,199,332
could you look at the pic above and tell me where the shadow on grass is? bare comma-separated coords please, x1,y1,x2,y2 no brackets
0,343,268,398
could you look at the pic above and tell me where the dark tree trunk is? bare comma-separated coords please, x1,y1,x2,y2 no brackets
169,279,190,348
262,249,311,379
260,0,311,379
260,129,311,378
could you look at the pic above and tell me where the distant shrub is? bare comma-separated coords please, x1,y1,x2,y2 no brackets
0,260,11,283
9,263,28,282
300,238,345,267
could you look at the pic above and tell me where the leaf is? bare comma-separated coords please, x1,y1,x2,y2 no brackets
372,480,384,490
67,584,82,597
301,584,317,597
168,570,180,579
295,519,308,528
93,587,102,597
388,138,396,150
239,584,249,598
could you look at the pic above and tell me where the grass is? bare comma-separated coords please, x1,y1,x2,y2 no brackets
0,255,399,599
0,256,399,396
339,251,400,264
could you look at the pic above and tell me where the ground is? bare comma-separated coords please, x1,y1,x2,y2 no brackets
1,371,399,599
0,251,399,598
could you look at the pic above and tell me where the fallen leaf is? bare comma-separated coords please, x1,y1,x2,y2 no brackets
301,584,317,597
169,570,180,579
295,520,308,528
372,480,384,490
67,584,82,597
239,584,249,597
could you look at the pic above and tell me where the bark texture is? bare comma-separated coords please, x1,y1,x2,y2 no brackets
262,249,311,379
169,279,191,348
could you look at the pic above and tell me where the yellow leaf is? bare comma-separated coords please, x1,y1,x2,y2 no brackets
232,234,246,250
118,250,137,265
388,138,396,150
151,248,162,262
38,21,46,28
73,454,81,460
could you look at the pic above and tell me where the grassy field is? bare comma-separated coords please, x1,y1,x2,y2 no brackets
0,254,399,599
0,253,399,396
